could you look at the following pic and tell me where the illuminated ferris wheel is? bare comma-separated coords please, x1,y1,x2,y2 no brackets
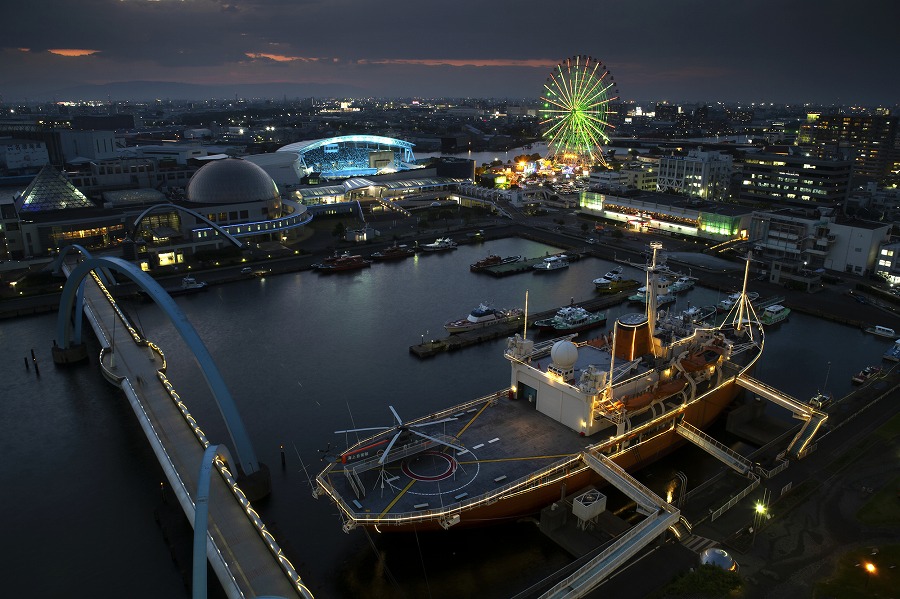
541,55,618,167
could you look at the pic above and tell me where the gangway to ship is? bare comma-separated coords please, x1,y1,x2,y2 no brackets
675,421,754,475
735,375,828,459
539,452,680,598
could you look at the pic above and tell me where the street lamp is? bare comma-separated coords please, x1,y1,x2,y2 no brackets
864,562,876,588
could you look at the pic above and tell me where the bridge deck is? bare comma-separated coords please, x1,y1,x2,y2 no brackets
67,262,305,598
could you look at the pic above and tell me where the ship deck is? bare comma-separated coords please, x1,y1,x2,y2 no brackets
320,391,594,521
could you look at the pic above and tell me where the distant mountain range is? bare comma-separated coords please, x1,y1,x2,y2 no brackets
32,80,371,102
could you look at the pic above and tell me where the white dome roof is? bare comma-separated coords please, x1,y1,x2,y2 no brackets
551,340,578,370
186,158,279,204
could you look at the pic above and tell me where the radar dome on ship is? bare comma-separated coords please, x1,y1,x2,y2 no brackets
550,340,578,370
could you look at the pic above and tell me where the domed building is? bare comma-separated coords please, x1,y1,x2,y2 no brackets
131,157,310,268
187,158,281,208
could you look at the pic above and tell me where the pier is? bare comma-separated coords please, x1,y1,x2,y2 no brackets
54,251,312,599
409,288,637,358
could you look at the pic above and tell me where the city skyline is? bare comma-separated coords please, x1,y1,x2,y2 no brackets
2,0,898,105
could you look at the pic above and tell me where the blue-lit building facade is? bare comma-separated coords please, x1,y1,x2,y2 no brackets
277,135,418,179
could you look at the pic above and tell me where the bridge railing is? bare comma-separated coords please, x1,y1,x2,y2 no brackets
82,262,312,598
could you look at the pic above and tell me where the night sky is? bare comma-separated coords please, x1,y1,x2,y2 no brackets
3,0,898,104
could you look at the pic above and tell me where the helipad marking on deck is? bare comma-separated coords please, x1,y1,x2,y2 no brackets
472,443,484,450
488,437,500,443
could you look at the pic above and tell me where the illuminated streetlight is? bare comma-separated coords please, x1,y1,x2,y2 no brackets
864,561,876,588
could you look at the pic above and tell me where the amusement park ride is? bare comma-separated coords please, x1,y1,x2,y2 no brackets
541,55,619,169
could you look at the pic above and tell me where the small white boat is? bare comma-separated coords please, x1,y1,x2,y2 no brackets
533,255,569,272
716,291,759,313
180,276,207,290
444,304,523,333
865,325,896,338
760,304,791,326
421,238,458,252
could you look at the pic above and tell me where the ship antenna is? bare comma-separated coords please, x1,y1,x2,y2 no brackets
523,289,529,340
822,361,831,394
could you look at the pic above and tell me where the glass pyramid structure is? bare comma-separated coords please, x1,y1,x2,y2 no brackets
15,165,96,213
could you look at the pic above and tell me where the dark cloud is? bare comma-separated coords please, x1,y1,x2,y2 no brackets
1,0,898,103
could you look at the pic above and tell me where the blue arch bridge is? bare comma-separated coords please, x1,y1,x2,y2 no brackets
52,244,313,599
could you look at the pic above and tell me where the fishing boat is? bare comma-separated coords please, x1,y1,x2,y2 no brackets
470,254,522,272
371,244,415,261
883,340,900,362
313,254,372,272
316,243,769,533
533,255,569,272
444,304,524,334
421,238,458,252
759,304,791,326
532,305,607,334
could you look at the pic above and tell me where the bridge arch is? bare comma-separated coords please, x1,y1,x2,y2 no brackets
56,254,260,475
131,203,243,249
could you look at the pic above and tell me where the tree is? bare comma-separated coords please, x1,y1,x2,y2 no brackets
332,221,346,238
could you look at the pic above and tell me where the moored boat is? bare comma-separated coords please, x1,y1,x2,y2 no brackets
421,238,458,252
883,339,900,362
313,254,372,272
851,365,882,384
864,325,896,338
470,254,522,272
669,276,696,293
593,266,627,292
681,304,717,325
370,244,415,261
316,243,769,533
532,305,607,334
533,255,569,272
759,304,791,326
444,304,524,334
717,291,759,313
166,275,208,296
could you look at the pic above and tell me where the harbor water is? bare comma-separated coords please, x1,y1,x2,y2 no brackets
1,237,887,598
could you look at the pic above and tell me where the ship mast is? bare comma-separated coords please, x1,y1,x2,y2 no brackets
646,242,663,334
735,251,752,332
523,290,528,340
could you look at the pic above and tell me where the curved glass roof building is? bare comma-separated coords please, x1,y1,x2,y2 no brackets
277,135,418,179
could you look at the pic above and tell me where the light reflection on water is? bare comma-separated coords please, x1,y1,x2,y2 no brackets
0,237,889,598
